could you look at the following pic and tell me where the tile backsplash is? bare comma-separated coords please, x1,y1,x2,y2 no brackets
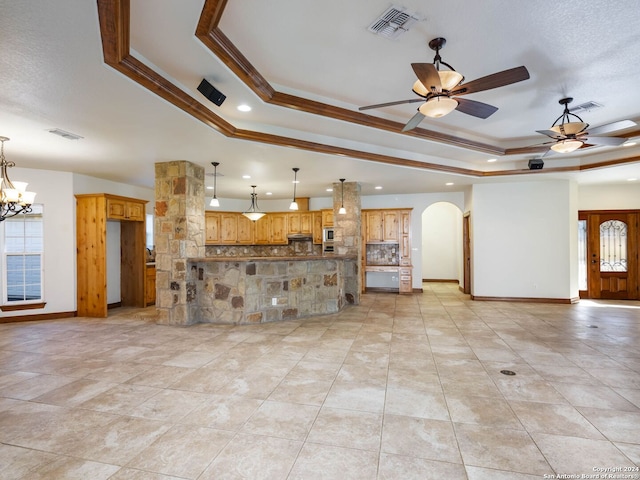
366,243,399,266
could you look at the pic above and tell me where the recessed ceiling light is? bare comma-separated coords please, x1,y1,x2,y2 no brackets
242,175,251,179
265,191,273,195
237,104,252,112
375,186,383,190
206,186,214,190
627,178,637,182
326,188,333,192
623,141,637,147
487,158,497,163
445,182,454,186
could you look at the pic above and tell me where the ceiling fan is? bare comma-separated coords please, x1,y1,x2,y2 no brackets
533,97,636,155
358,37,530,132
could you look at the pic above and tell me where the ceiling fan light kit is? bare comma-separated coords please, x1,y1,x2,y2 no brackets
419,96,458,118
550,139,583,153
533,97,635,155
359,37,530,131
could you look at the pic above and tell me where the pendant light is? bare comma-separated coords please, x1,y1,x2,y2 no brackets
338,178,346,215
209,161,220,207
289,167,299,211
242,185,265,221
0,136,37,222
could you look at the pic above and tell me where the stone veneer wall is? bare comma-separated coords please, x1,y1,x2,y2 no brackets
154,161,205,325
205,240,321,257
333,181,361,302
187,258,358,324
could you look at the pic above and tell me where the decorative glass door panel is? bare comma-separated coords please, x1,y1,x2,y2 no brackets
586,212,638,299
599,220,627,272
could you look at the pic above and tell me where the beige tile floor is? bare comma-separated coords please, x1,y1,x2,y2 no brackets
1,283,639,479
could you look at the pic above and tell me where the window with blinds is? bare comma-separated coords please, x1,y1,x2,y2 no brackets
2,205,43,304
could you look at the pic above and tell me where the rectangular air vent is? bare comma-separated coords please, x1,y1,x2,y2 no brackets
48,128,83,140
367,6,420,39
569,101,603,115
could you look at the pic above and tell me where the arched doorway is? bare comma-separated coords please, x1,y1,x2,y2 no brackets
421,202,463,285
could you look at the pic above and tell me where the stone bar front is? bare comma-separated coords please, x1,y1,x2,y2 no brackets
187,256,359,324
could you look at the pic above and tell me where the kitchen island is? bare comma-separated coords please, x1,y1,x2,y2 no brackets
186,255,359,324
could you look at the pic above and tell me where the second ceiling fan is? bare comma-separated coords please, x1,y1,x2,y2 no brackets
359,37,530,132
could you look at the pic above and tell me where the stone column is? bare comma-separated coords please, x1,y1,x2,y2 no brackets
333,180,361,303
154,161,205,325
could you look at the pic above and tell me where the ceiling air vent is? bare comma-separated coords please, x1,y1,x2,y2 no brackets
569,101,603,115
367,5,420,39
48,128,83,140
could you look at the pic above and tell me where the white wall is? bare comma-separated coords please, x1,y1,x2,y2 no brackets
578,183,640,210
471,180,578,300
422,202,463,282
1,168,75,318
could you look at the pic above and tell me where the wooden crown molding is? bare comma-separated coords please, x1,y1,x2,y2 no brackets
96,0,640,178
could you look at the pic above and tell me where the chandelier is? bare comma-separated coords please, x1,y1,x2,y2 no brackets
0,136,36,222
242,185,265,222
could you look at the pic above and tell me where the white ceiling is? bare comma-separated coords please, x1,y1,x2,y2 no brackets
2,0,640,200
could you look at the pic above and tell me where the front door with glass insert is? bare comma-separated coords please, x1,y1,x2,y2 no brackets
580,211,638,299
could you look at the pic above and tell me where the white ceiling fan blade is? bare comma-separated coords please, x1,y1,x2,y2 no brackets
582,136,628,147
536,129,564,139
587,120,637,135
402,111,426,132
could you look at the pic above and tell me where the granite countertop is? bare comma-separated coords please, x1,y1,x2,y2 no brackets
189,255,358,262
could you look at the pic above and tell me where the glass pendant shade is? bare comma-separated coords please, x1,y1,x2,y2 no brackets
243,211,265,221
289,201,298,210
242,185,265,222
550,139,583,153
419,97,458,118
412,70,463,96
550,122,588,136
209,197,220,207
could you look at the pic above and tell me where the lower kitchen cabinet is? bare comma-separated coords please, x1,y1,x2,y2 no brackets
399,267,413,294
145,264,156,306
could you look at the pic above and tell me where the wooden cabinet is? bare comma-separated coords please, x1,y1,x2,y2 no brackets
237,215,254,244
254,215,270,244
312,211,322,244
287,212,313,235
145,265,156,306
106,196,146,221
206,212,288,245
400,210,411,266
205,212,221,244
399,267,412,294
220,213,238,244
76,194,148,317
322,209,334,227
270,213,288,244
362,208,413,294
364,210,399,243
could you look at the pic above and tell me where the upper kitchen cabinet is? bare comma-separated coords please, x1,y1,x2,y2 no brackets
205,212,221,244
106,195,146,221
287,212,313,235
322,209,334,227
364,209,400,243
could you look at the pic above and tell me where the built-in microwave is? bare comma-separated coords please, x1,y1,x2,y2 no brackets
323,228,335,242
322,227,335,253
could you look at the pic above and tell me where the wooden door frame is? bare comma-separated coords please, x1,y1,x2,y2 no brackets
580,209,639,300
462,212,471,294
